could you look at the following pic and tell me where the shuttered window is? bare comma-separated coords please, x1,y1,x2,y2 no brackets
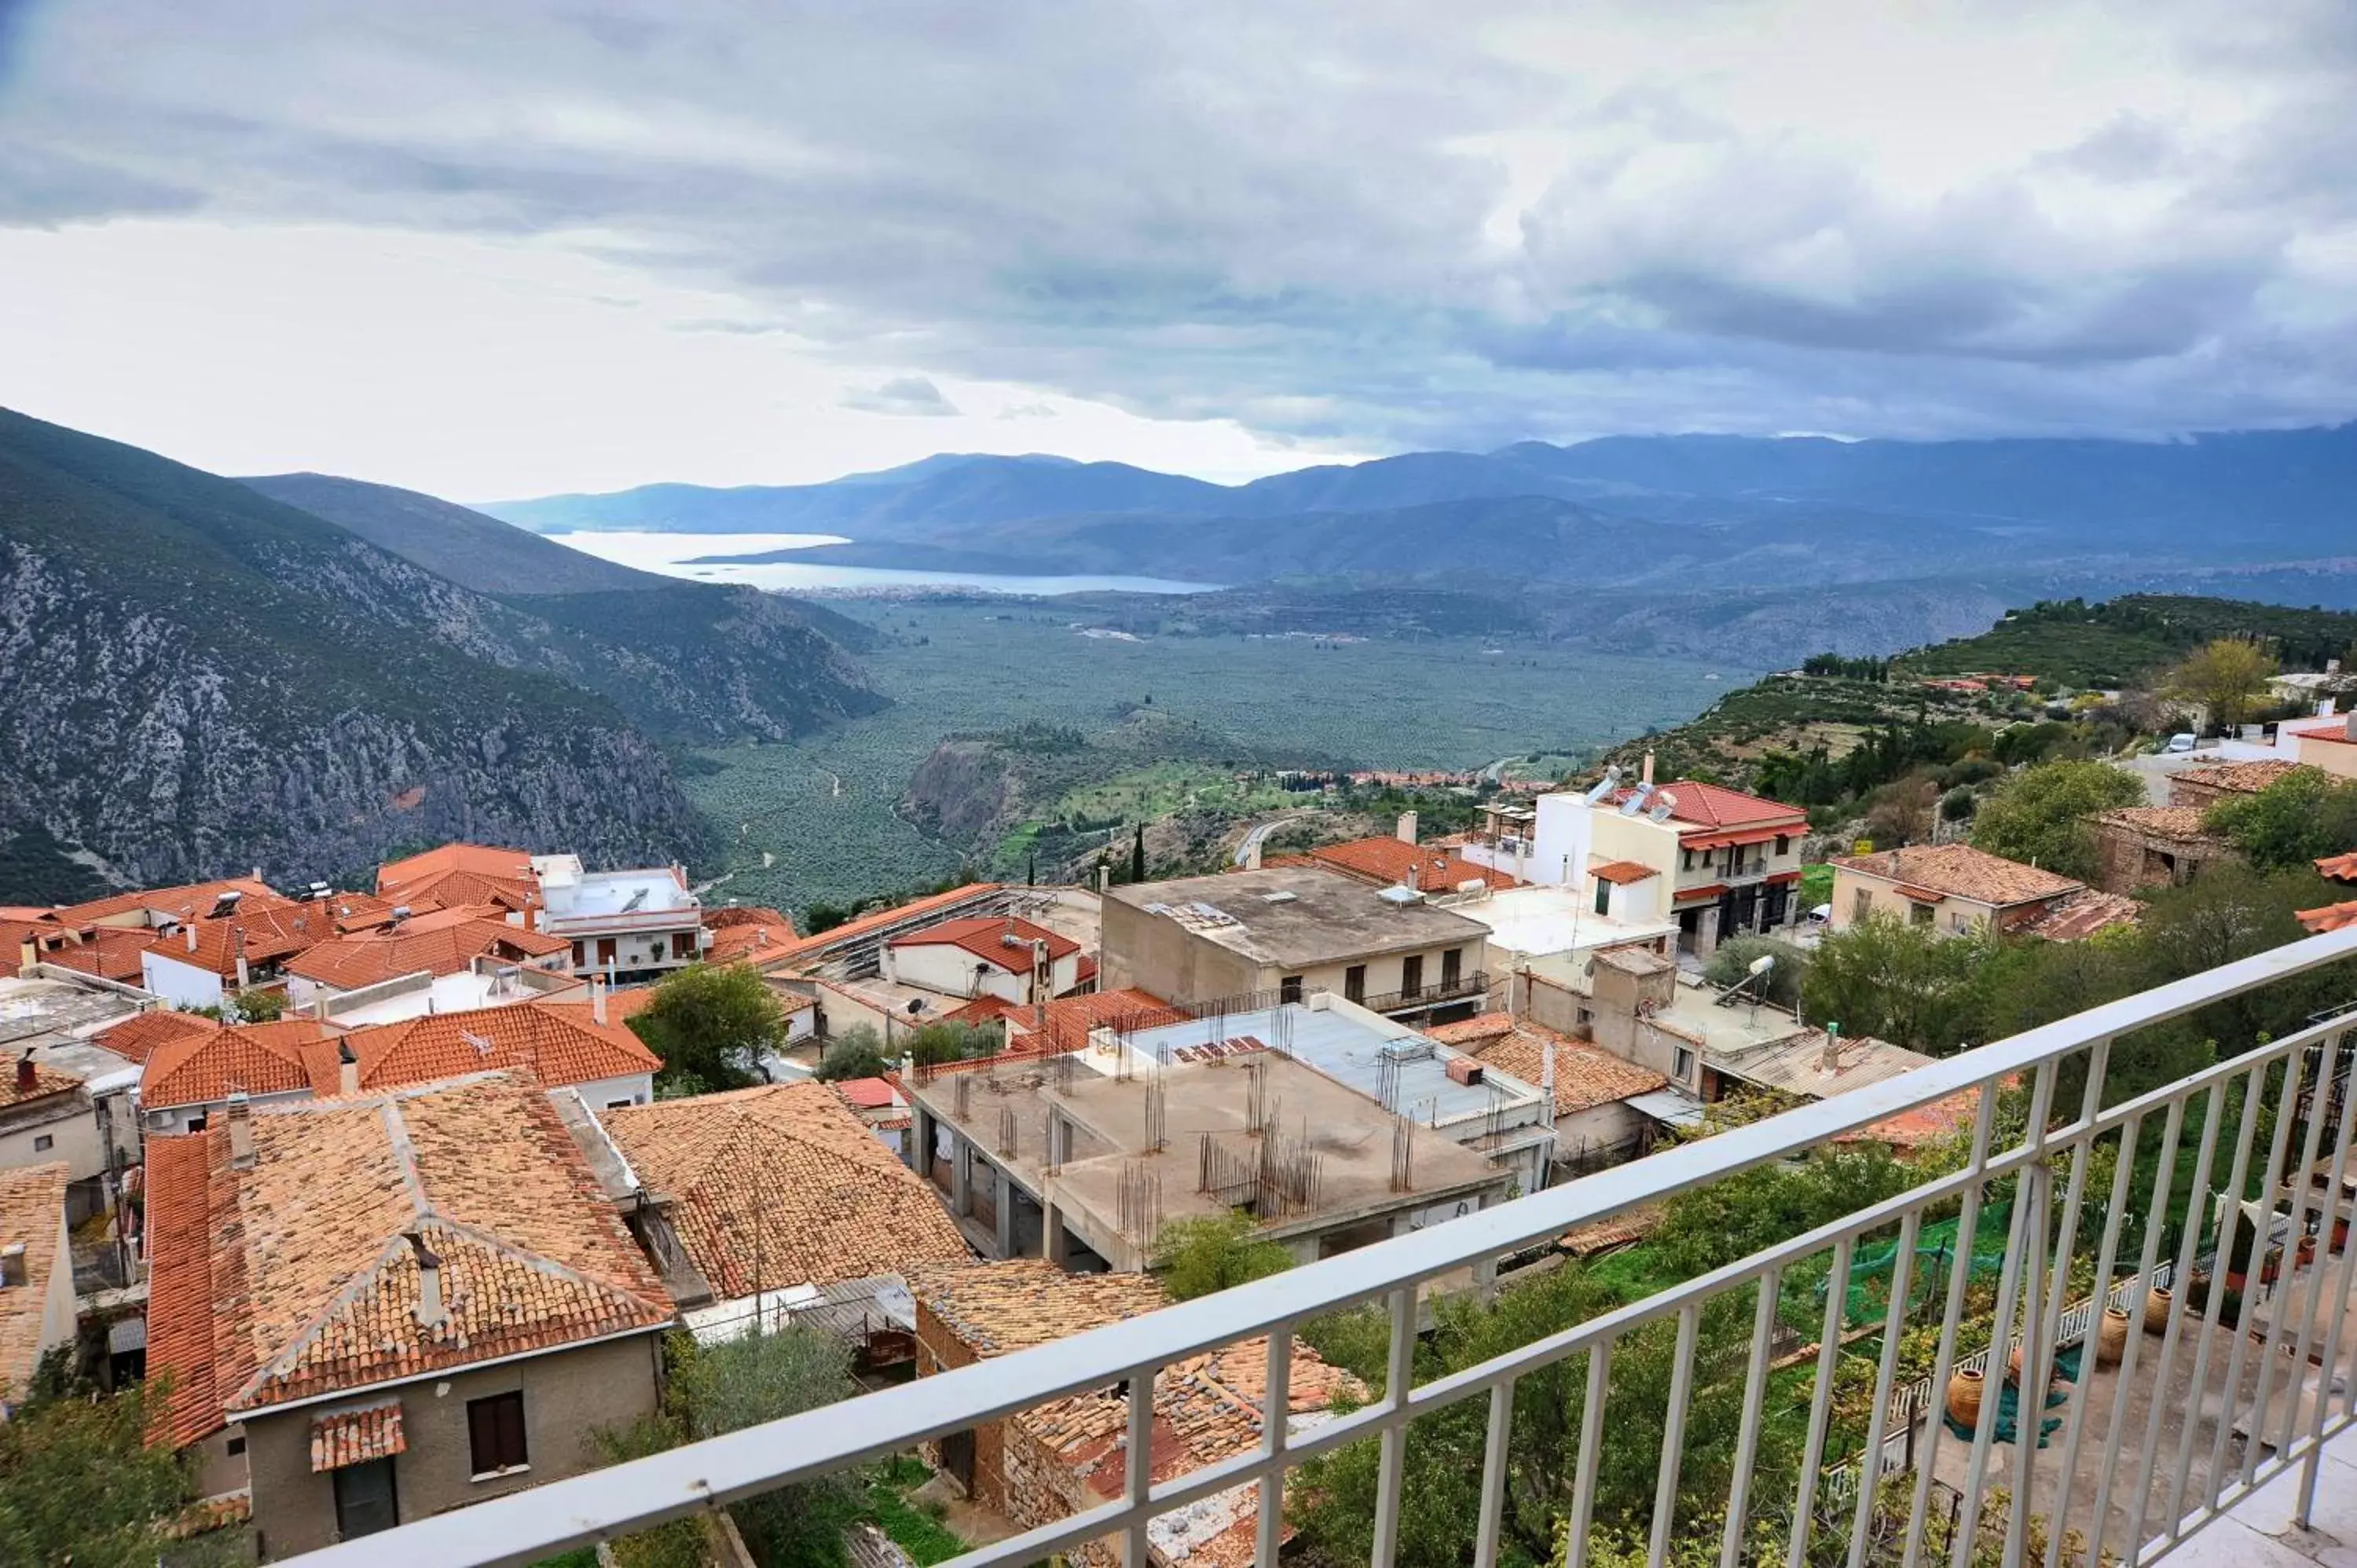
467,1391,528,1475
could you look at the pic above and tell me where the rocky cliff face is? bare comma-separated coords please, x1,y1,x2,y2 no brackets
900,739,1023,846
0,541,709,887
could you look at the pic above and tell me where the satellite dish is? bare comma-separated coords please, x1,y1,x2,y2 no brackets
1617,782,1654,817
906,998,926,1015
1582,765,1623,805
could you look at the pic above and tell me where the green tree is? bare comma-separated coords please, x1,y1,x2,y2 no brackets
596,1328,861,1568
0,1352,194,1568
812,1025,892,1082
907,1020,1003,1069
226,985,286,1024
1968,759,2143,881
2162,638,2279,733
1152,1213,1295,1300
1798,915,2000,1055
2204,767,2357,870
1131,822,1147,884
629,963,790,1096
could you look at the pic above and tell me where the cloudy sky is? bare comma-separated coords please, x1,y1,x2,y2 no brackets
3,1,2355,499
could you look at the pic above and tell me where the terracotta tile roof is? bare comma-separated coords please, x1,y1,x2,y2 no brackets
144,1133,221,1446
1560,1204,1664,1256
758,884,1004,969
1672,882,1729,903
831,1077,899,1111
1838,1086,1989,1152
2018,889,2144,943
1589,859,1660,885
1831,844,2082,907
913,1260,1360,1563
2091,806,2218,842
2300,901,2357,935
704,908,801,965
140,1018,345,1112
0,1057,82,1111
144,1072,672,1443
324,1000,661,1097
944,995,1024,1028
1615,780,1807,831
0,1162,68,1399
2289,721,2357,746
39,925,161,983
889,914,1080,973
148,899,344,981
282,914,568,991
310,1399,406,1471
93,1009,220,1067
376,843,536,895
1459,1020,1668,1115
2319,852,2357,884
600,1084,969,1297
2174,760,2303,795
1026,987,1188,1057
1303,837,1519,892
41,877,288,929
910,1258,1167,1355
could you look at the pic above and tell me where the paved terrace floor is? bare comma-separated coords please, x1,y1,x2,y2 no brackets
1903,1258,2357,1565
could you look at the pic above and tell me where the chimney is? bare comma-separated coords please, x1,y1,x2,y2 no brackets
233,941,251,988
1396,811,1418,844
1405,862,1420,893
251,866,262,883
16,938,33,979
1541,1040,1556,1108
226,1090,255,1169
13,1050,35,1094
185,924,200,954
1640,751,1656,786
338,1041,359,1097
405,1232,445,1329
591,976,608,1026
1820,1021,1842,1074
0,1243,24,1289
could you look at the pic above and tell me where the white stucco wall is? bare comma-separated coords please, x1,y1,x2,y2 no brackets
141,951,225,1011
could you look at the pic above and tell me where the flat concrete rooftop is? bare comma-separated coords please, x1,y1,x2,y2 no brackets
1448,885,1677,959
1107,865,1489,970
909,1046,1503,1257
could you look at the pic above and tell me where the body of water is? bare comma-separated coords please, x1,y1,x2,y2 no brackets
547,529,1221,596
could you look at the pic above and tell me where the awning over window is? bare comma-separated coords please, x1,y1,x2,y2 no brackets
1893,885,1945,904
310,1399,405,1472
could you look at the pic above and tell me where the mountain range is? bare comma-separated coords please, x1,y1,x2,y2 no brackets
0,409,879,901
480,424,2357,586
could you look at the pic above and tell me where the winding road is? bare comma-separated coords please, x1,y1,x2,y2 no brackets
1233,811,1314,866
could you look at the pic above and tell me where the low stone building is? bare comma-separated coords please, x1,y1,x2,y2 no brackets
0,1162,75,1412
2085,806,2240,894
908,1258,1358,1566
2164,759,2300,813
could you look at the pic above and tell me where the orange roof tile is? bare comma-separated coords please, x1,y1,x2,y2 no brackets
2300,900,2357,935
0,1057,82,1111
2091,806,2218,842
143,1072,672,1444
0,1162,69,1399
324,1001,659,1096
1831,844,2082,907
1589,859,1659,885
1027,987,1187,1057
888,914,1080,972
1431,1016,1668,1114
600,1083,968,1296
39,925,162,983
140,1018,345,1111
1614,780,1807,832
2018,889,2143,942
310,1399,406,1471
1838,1086,1989,1152
145,899,342,981
704,909,800,965
282,916,568,991
42,877,290,929
757,884,1004,969
92,1009,220,1067
376,843,536,894
2319,852,2357,884
1304,837,1518,892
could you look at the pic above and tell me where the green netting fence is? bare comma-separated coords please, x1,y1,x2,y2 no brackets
1807,1200,2016,1331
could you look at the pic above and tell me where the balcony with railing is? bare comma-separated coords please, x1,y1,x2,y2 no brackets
293,925,2357,1567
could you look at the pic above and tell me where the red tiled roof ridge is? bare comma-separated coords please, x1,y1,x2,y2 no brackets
887,914,1080,969
758,883,1004,968
1303,836,1518,891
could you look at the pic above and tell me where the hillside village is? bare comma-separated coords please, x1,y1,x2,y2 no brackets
5,609,2356,1565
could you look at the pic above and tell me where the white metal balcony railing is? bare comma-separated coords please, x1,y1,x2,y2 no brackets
294,925,2357,1568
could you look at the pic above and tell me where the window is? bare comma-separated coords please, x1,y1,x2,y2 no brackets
1681,848,1693,871
1343,965,1365,1004
1673,1046,1695,1082
467,1391,529,1477
1852,889,1872,924
1909,903,1934,926
1774,834,1791,856
671,932,695,961
571,940,586,968
1439,947,1462,991
595,937,618,967
607,1098,636,1111
1399,954,1424,998
31,1134,51,1152
1279,974,1303,1005
1593,877,1611,916
225,1435,246,1456
186,1115,207,1133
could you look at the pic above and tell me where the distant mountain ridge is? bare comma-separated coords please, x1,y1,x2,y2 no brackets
0,409,882,896
478,423,2357,572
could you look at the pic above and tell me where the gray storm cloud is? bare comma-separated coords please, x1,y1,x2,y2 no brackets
3,0,2355,449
